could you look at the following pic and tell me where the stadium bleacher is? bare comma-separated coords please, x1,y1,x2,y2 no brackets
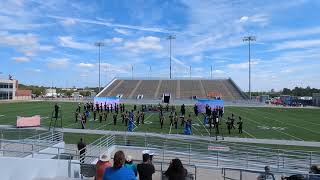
97,78,248,100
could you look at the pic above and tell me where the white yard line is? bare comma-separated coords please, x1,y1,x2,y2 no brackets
242,130,256,138
94,116,122,130
133,113,153,131
278,108,320,126
231,108,304,141
250,108,320,135
191,125,203,136
132,122,139,131
186,107,208,136
231,120,256,138
168,122,173,135
221,116,256,138
64,122,78,128
95,122,113,130
195,116,210,136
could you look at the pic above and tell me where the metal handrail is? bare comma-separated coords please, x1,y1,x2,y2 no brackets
0,148,98,160
113,134,320,173
78,135,115,163
0,138,78,155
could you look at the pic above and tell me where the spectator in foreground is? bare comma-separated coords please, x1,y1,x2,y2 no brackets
257,166,275,180
309,165,320,180
125,155,137,177
137,153,155,180
103,150,135,180
96,154,112,180
281,174,306,180
165,158,187,180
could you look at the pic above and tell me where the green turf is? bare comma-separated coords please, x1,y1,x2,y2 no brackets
0,101,319,142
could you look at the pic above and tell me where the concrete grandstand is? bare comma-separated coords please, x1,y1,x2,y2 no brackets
97,78,248,101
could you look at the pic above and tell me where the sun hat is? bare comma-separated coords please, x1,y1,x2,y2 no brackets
99,154,110,162
126,155,132,162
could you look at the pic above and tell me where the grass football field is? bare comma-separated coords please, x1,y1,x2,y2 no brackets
0,101,319,142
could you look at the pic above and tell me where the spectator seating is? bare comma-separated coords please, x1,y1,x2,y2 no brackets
97,78,247,100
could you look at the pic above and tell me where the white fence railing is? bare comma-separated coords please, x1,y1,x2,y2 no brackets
111,133,320,174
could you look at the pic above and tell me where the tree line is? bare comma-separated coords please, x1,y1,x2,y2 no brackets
251,86,320,97
18,84,98,97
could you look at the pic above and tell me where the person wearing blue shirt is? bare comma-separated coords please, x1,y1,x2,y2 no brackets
103,150,135,180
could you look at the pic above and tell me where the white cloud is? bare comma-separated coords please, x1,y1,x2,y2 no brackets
213,70,225,74
25,68,41,74
238,14,269,26
104,37,123,44
172,57,188,67
114,28,131,35
193,67,204,72
191,55,203,63
80,73,89,77
49,15,173,34
270,48,320,63
120,36,163,53
239,16,249,23
0,15,52,30
77,62,95,68
227,61,259,70
280,69,293,73
0,0,26,16
12,56,29,62
58,36,93,50
271,39,320,51
249,14,269,25
100,63,130,74
261,26,320,42
61,18,76,26
0,31,53,56
47,58,69,69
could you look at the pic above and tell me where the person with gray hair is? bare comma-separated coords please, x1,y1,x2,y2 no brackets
125,155,137,177
96,154,111,180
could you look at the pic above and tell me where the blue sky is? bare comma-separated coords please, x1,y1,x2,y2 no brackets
1,0,320,91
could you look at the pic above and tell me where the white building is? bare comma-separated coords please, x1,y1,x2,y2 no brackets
0,79,17,100
45,88,57,94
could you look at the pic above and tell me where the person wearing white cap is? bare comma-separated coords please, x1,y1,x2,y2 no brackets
96,154,112,180
125,155,137,177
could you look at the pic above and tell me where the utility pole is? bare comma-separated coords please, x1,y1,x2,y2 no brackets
94,42,105,93
167,35,176,79
243,36,256,100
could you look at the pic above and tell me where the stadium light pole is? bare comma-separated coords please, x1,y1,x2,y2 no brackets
149,65,151,79
131,65,133,80
105,64,107,85
210,65,213,80
94,42,105,93
243,36,256,100
167,35,176,79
